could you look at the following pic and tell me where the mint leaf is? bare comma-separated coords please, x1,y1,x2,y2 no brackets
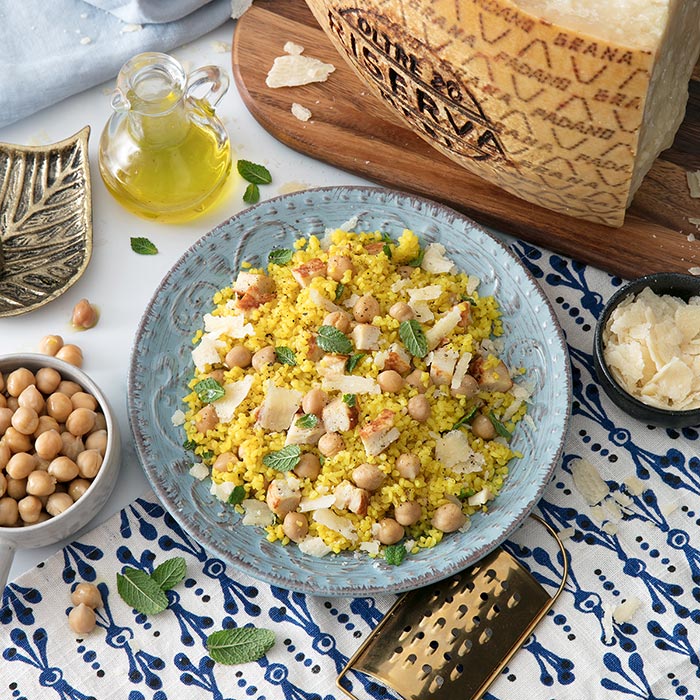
334,283,345,301
275,346,296,366
384,543,406,566
399,320,428,358
237,160,272,185
151,557,187,591
263,445,301,472
382,243,392,259
206,627,275,665
345,352,365,373
316,325,353,354
342,394,356,407
227,485,246,505
194,377,225,404
488,411,512,440
116,568,168,615
452,405,479,430
380,232,393,243
268,248,294,266
243,183,260,204
407,248,424,267
183,439,197,451
296,413,318,430
130,237,158,255
457,487,475,501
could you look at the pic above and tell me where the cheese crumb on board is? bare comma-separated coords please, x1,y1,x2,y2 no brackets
266,54,335,88
687,171,700,199
291,103,312,122
284,41,304,55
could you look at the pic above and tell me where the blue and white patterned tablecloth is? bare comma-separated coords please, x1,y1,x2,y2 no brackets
2,240,699,699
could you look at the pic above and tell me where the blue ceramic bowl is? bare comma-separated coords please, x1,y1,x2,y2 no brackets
594,272,700,428
127,186,571,596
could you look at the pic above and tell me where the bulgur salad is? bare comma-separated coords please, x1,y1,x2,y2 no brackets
176,227,531,563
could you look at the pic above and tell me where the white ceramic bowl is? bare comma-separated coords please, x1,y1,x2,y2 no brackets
0,354,121,588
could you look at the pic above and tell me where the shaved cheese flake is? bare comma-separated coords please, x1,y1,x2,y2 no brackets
435,430,471,468
314,508,358,542
308,288,341,313
171,409,186,426
213,375,254,423
188,463,209,480
191,334,220,371
391,278,410,293
623,475,645,496
687,170,700,198
291,103,312,122
410,300,434,323
359,540,380,556
426,306,462,350
571,458,609,506
322,375,380,394
407,285,443,301
602,522,618,535
257,381,303,431
467,487,492,507
266,54,335,88
299,494,336,512
558,527,575,540
284,41,304,55
450,353,473,392
241,499,275,526
211,480,236,502
613,598,642,624
421,243,456,274
298,536,332,557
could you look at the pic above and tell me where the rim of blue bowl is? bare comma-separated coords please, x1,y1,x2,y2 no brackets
594,272,700,427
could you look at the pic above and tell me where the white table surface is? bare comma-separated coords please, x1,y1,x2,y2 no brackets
0,19,374,583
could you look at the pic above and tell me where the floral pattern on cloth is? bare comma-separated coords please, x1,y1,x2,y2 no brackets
2,240,700,699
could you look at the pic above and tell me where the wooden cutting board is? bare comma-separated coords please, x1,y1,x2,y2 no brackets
232,0,700,280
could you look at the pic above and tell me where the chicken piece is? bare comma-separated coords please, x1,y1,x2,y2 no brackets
306,334,324,362
233,272,276,312
384,350,412,376
429,347,459,386
317,354,348,378
359,409,400,457
322,397,359,433
471,356,513,393
291,258,327,287
266,478,302,518
352,323,381,351
364,241,385,255
458,303,472,328
333,480,370,516
285,412,327,446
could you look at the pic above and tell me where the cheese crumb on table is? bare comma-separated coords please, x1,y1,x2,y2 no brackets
291,103,312,122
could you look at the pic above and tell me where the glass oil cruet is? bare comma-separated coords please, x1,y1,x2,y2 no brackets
98,52,232,222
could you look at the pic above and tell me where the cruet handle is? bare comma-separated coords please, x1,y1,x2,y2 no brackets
185,65,230,108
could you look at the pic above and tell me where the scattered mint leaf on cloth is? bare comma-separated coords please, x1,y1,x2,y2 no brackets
243,183,260,204
268,248,294,265
151,557,187,591
194,377,225,404
227,485,246,505
317,325,353,354
206,627,276,665
384,543,406,566
275,346,296,366
130,236,158,255
263,445,301,472
116,567,169,615
237,160,272,185
296,413,318,429
399,319,428,358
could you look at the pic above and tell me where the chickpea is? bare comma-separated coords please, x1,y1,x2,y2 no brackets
327,254,354,281
251,346,276,371
0,442,9,469
405,369,427,394
60,432,84,461
66,408,96,437
26,470,57,497
0,394,5,408
34,415,60,438
71,582,103,609
205,369,225,386
431,502,467,533
92,412,107,432
0,407,13,434
0,473,5,497
49,456,80,482
294,453,321,479
352,293,380,323
0,372,4,392
388,301,414,322
11,406,39,436
85,430,108,455
377,518,404,545
76,450,102,479
378,370,403,393
18,385,45,413
68,603,96,635
71,392,98,411
452,374,479,399
318,432,344,457
18,495,43,524
351,463,385,491
395,501,422,526
396,453,421,480
323,311,351,334
0,496,19,526
71,298,98,330
68,478,92,501
35,367,62,395
6,452,37,479
6,477,27,500
4,427,32,453
46,492,74,516
282,511,309,543
6,397,19,412
38,334,64,356
46,393,74,423
57,380,82,397
34,457,50,472
301,388,328,417
397,265,414,278
6,368,35,397
55,344,83,367
212,452,235,473
195,404,218,434
224,345,252,369
471,414,497,440
407,394,431,422
34,511,52,524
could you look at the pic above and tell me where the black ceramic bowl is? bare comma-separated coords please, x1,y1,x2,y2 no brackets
593,272,700,428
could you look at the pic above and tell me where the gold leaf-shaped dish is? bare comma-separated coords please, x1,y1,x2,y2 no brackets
0,127,92,317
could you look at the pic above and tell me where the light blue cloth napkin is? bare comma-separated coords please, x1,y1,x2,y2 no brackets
0,0,235,129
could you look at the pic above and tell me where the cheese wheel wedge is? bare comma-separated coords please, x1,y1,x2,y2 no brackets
306,0,700,226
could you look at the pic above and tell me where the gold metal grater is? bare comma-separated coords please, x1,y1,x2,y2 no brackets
337,515,568,700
